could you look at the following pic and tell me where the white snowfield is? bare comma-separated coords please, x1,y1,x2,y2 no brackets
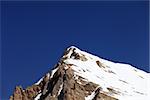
34,46,150,100
63,46,150,100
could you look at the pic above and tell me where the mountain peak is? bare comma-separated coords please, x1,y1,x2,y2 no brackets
67,45,79,50
61,46,88,62
10,46,150,100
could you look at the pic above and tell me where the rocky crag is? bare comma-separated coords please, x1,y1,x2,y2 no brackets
10,46,150,100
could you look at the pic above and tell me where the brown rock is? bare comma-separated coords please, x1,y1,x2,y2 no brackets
10,54,118,100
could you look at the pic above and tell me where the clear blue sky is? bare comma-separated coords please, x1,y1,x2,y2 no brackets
1,1,149,99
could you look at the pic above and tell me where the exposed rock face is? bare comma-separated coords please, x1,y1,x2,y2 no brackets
10,46,149,100
10,63,117,100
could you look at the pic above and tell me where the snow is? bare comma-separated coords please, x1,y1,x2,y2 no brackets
50,67,59,78
34,93,41,100
35,67,58,85
64,46,150,99
46,73,50,78
85,86,101,100
35,77,43,85
57,83,63,96
85,91,96,100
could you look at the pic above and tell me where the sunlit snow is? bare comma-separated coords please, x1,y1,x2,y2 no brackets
34,46,150,100
64,46,150,99
34,93,41,100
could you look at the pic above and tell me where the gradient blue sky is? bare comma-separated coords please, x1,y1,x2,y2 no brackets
1,1,149,99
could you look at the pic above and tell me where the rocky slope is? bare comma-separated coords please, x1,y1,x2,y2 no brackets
10,46,150,100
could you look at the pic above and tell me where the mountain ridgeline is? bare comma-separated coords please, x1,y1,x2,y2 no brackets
10,46,150,100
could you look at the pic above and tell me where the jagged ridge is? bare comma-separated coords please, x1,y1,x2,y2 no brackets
10,46,150,100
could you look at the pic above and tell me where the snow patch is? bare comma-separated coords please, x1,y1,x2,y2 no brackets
85,91,96,100
35,67,58,85
85,87,101,100
50,67,59,78
35,77,43,85
57,83,63,96
46,73,50,78
34,93,41,100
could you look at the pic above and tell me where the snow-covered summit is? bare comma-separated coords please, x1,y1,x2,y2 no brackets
62,46,150,100
10,46,150,100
